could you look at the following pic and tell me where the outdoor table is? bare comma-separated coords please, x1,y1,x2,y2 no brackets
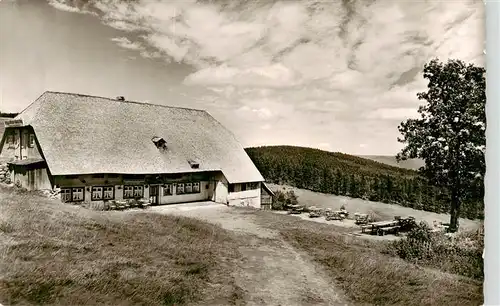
362,220,400,235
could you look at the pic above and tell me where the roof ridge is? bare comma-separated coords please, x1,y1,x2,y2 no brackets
43,91,208,113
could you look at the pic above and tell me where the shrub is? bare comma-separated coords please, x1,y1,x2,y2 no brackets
388,222,484,280
391,221,433,261
272,189,299,210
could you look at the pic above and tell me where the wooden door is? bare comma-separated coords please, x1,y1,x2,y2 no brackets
28,170,35,190
149,185,159,205
21,130,29,160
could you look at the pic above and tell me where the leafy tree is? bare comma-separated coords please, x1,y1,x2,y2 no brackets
397,59,486,232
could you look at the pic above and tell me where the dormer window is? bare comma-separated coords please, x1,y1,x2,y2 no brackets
29,134,35,148
151,137,167,150
188,159,199,169
6,134,14,148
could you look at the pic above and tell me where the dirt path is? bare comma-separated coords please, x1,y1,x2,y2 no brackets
148,203,348,306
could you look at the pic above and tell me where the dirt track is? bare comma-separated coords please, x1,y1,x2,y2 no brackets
148,203,348,306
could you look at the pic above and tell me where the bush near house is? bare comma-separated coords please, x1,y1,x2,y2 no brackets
0,186,243,306
271,189,298,210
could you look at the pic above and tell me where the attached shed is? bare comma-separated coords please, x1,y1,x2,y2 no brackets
7,158,51,190
260,182,275,210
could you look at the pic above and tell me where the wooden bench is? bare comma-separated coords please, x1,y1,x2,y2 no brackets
361,225,372,233
115,200,127,210
138,199,151,208
108,201,117,210
377,225,401,236
288,205,304,214
308,207,322,218
362,220,400,235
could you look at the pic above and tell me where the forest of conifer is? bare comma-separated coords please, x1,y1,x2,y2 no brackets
246,145,483,220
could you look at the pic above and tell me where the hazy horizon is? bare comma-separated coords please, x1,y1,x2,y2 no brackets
0,0,484,155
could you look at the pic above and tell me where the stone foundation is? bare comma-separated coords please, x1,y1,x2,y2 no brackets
0,163,11,184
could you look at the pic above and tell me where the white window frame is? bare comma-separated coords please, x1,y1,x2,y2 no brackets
193,182,200,193
92,186,103,201
61,188,72,202
177,183,184,194
72,187,84,202
124,186,134,199
6,134,14,148
103,186,114,200
163,184,172,196
185,182,193,193
133,185,144,198
28,134,35,148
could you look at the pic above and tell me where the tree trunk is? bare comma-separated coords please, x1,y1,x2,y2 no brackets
449,189,461,233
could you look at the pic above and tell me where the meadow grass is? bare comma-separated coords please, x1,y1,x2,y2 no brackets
0,186,243,306
254,210,483,306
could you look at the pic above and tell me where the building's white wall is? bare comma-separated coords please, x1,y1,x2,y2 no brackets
207,180,215,200
51,171,264,209
115,185,124,200
55,175,148,204
213,173,228,204
157,181,210,204
55,173,215,205
227,187,261,209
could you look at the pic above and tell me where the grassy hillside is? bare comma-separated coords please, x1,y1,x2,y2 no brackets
245,145,483,219
253,211,483,305
358,155,425,170
0,186,243,305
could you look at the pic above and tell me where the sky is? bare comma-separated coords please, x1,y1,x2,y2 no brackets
0,0,485,155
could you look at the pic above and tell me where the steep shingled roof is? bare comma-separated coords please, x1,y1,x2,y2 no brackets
14,91,264,184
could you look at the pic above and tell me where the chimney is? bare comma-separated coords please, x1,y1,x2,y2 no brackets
116,96,125,101
188,159,199,169
151,136,167,150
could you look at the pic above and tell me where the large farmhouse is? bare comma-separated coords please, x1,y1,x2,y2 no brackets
0,91,273,209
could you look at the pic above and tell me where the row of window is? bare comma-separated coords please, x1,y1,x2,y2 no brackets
165,182,200,196
60,182,202,202
61,187,84,202
228,182,259,193
6,133,36,148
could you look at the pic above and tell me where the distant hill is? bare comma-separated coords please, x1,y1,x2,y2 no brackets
245,145,483,219
358,155,424,170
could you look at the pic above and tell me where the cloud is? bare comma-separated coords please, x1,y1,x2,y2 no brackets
47,0,485,155
47,0,80,13
110,37,144,51
184,64,301,88
47,0,97,15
